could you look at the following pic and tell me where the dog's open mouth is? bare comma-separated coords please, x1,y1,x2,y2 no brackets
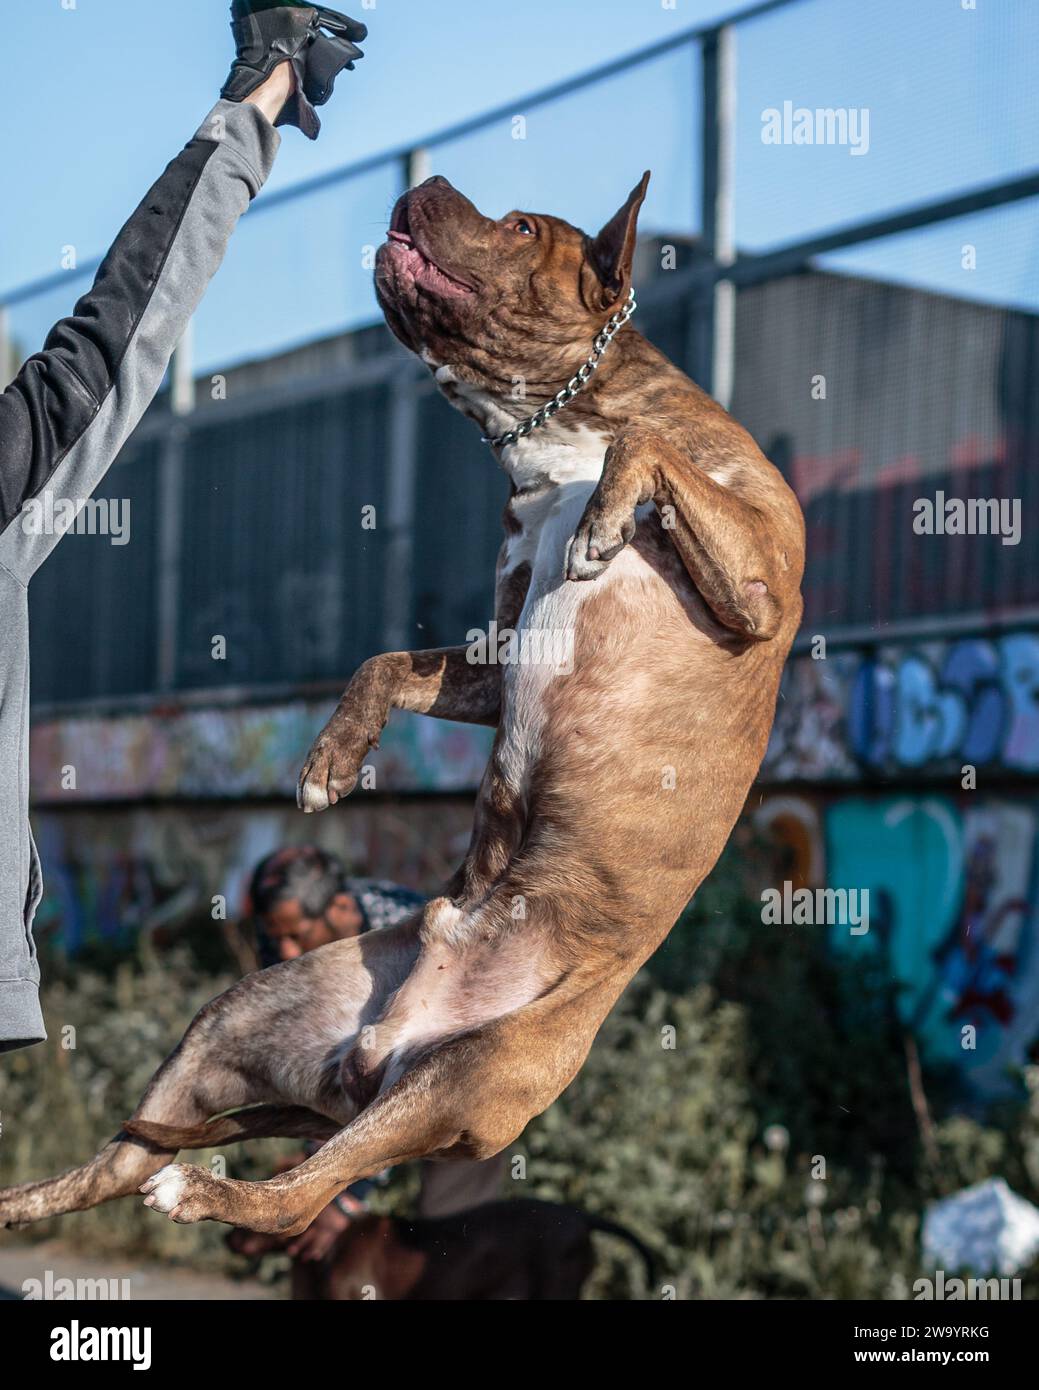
383,199,475,300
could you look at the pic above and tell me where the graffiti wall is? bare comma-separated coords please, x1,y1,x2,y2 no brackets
827,797,1039,1098
30,704,494,804
755,792,1039,1100
764,630,1039,781
40,785,1038,1099
30,626,1039,801
32,798,476,957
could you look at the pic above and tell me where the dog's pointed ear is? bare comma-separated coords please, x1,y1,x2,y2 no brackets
582,171,650,311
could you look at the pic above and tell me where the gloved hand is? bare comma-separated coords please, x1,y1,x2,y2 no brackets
221,1,367,140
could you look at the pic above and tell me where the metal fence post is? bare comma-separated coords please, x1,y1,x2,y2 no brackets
171,319,196,417
699,24,737,409
405,147,432,190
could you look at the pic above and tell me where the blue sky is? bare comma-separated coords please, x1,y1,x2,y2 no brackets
0,0,727,289
2,0,1036,370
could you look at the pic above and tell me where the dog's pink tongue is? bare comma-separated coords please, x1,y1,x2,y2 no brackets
388,230,414,245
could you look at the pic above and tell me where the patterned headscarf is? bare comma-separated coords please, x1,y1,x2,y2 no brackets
347,878,426,933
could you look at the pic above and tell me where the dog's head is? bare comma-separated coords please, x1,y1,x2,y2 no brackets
374,173,650,398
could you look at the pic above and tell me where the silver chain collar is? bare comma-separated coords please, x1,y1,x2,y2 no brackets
481,288,637,450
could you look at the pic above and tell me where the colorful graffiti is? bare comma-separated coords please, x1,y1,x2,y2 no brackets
30,705,495,803
34,781,1039,1099
25,626,1039,1100
753,795,824,891
764,630,1039,780
754,792,1039,1099
32,798,475,954
763,655,859,781
28,627,1039,801
826,797,1039,1098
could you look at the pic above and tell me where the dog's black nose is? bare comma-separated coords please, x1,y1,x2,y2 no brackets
419,175,453,191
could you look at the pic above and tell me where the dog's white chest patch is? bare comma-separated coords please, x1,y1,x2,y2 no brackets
423,366,638,796
494,428,615,794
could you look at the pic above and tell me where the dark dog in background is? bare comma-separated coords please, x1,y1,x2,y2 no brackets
227,1197,657,1300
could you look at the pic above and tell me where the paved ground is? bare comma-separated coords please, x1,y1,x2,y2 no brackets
0,1239,283,1301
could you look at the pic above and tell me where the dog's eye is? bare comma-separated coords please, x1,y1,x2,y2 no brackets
509,219,535,236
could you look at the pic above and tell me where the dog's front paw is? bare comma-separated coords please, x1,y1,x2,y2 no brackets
565,497,637,582
141,1163,223,1225
297,720,374,813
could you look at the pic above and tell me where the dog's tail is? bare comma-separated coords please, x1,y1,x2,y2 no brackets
124,1103,339,1151
586,1215,659,1294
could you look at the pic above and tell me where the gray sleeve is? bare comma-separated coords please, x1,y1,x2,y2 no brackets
0,100,281,583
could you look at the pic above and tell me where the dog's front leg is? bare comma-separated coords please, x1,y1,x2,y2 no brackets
565,428,802,641
298,647,502,812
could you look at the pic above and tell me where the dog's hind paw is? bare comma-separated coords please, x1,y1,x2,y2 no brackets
141,1164,312,1236
141,1164,190,1218
140,1163,228,1225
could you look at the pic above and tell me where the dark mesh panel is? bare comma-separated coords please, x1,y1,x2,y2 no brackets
410,390,507,648
175,387,390,689
29,439,160,703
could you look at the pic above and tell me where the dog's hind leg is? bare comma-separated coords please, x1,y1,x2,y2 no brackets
138,974,616,1235
0,1081,333,1232
0,1109,336,1230
0,1035,260,1230
0,924,420,1230
0,1129,178,1230
138,1041,507,1233
0,1030,251,1229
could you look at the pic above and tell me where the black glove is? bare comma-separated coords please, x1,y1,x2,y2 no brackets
221,2,367,140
